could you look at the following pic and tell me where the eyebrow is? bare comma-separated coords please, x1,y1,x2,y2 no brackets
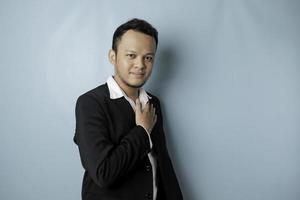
125,50,155,56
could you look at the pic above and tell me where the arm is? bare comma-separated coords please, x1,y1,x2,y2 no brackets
75,94,151,188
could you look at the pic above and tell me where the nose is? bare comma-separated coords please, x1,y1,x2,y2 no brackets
134,57,146,70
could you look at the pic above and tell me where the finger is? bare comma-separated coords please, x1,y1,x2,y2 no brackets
149,103,153,112
151,105,156,118
135,98,142,113
153,114,157,125
143,101,150,112
152,103,156,111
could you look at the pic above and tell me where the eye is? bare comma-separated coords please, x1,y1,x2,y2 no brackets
145,56,153,62
126,54,136,59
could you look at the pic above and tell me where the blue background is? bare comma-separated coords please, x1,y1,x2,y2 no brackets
1,0,299,199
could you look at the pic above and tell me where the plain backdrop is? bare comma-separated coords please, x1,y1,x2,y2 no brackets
1,0,300,200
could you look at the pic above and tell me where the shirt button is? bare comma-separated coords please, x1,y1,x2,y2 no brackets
145,193,152,199
146,165,151,171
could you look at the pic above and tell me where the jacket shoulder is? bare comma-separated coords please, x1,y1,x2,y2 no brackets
77,83,109,103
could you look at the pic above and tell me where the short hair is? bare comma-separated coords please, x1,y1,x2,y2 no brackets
112,18,158,52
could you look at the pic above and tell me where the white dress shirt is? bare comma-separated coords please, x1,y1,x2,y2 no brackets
106,76,158,200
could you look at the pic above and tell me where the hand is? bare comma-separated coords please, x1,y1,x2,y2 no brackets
135,99,157,134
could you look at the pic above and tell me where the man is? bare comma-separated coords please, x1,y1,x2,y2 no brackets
74,18,183,200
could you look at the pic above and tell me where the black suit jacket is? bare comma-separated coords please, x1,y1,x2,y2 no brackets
74,84,183,200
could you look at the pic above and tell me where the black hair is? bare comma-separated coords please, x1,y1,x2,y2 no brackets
112,18,158,52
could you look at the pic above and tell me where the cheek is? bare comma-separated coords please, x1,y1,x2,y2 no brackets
117,58,132,69
146,63,154,71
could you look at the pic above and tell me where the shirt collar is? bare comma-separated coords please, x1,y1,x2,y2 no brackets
106,76,152,104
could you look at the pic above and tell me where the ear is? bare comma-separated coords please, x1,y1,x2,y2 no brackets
108,49,116,65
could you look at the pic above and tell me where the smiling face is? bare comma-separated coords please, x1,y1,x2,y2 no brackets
109,30,156,95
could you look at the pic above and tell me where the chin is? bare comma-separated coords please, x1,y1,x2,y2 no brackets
128,80,146,88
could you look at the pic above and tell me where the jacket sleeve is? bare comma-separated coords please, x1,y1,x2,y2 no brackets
74,94,151,188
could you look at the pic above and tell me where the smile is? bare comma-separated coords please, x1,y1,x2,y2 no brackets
130,72,145,77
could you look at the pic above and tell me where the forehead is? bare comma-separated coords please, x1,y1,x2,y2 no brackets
117,30,156,53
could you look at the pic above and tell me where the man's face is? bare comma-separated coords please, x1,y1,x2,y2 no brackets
109,30,156,89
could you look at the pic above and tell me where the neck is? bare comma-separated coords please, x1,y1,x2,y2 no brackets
113,76,139,100
125,88,139,101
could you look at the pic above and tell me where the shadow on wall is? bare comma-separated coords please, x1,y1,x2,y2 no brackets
148,44,200,200
148,43,179,95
